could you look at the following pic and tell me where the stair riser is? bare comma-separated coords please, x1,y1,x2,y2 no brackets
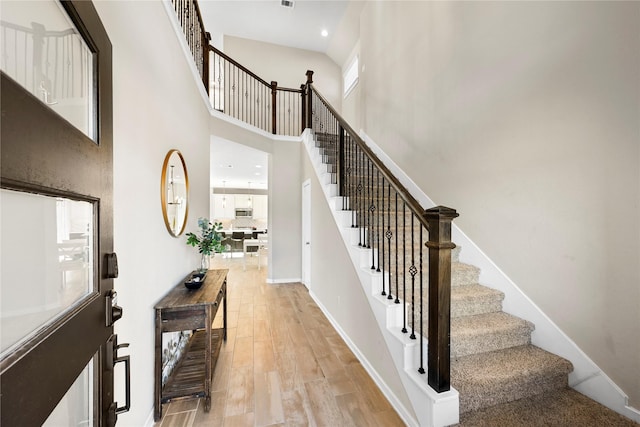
451,329,532,359
459,373,569,414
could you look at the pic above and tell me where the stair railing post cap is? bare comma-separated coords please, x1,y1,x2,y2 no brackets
424,205,459,220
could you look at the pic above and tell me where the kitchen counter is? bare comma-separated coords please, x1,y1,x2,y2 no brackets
220,229,266,236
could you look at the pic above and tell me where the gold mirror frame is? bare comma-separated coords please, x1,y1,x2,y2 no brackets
161,149,189,237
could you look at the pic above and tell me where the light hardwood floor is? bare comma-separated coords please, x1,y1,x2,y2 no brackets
155,255,406,427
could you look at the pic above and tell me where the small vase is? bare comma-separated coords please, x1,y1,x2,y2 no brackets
199,253,210,272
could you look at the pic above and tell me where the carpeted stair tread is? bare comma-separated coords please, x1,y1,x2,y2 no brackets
452,263,480,287
456,387,639,426
451,344,573,413
451,284,504,317
451,312,534,357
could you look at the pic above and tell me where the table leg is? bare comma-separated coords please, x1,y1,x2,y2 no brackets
223,283,227,341
154,310,163,421
204,305,212,412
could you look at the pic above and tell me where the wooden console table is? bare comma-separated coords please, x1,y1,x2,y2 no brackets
154,269,228,421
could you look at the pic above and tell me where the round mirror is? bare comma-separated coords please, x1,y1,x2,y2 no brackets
161,149,189,237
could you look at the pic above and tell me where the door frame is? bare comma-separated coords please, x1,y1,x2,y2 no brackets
302,179,311,289
0,1,116,425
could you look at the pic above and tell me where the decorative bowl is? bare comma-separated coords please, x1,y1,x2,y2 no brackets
184,280,203,290
184,272,206,290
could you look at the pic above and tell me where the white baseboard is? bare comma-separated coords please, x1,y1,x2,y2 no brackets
143,408,154,427
266,277,302,284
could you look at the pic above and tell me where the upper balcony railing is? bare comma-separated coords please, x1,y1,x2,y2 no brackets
170,0,303,136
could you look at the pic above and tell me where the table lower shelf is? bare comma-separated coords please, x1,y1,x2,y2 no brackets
161,328,223,403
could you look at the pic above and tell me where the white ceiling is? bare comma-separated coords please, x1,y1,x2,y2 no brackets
210,137,269,190
201,0,352,190
198,0,350,53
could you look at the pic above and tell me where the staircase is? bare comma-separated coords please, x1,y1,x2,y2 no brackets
304,130,574,426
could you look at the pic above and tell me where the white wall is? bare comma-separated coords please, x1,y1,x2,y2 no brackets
93,2,212,424
355,1,640,407
301,144,415,418
268,140,302,283
223,35,342,111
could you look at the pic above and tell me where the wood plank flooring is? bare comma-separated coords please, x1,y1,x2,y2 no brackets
155,256,405,427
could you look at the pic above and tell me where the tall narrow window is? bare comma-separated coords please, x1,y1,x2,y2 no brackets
343,55,359,98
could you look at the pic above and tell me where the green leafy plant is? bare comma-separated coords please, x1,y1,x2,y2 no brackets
186,217,225,255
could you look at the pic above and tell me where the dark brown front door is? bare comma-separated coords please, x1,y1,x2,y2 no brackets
1,1,123,425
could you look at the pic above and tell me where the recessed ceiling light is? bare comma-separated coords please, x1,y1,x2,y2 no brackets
321,29,329,38
255,165,262,168
254,172,261,176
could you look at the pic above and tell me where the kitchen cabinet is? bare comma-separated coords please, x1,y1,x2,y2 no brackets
252,195,268,220
212,194,234,219
212,193,267,220
234,194,252,209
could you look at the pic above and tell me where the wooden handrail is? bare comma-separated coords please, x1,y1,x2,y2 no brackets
307,83,430,231
208,45,302,93
208,45,271,88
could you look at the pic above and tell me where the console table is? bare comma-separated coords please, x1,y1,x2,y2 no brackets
153,269,228,421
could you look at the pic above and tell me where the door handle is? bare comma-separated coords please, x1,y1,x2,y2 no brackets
105,253,119,278
106,290,123,327
114,348,131,415
106,335,131,424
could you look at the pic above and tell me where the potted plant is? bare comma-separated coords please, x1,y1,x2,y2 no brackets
186,217,225,271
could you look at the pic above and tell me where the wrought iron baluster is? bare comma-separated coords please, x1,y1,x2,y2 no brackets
402,202,407,334
381,177,386,296
419,225,425,374
376,169,381,273
349,137,356,227
388,183,394,301
366,158,372,251
358,148,365,247
410,214,417,340
395,191,399,303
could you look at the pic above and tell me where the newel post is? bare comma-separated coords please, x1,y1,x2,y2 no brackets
270,81,278,134
202,33,211,94
425,206,459,393
300,84,307,130
305,70,314,130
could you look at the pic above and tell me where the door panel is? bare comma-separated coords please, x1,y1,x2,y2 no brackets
0,1,117,425
43,355,96,427
1,190,95,357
